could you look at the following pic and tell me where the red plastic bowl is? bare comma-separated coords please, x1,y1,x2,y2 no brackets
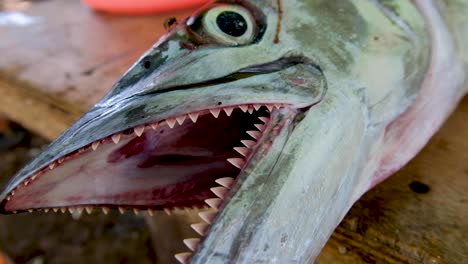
82,0,210,14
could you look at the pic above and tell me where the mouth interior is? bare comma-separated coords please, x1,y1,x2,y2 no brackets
3,107,271,212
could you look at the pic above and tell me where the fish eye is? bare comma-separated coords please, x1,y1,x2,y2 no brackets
202,5,256,46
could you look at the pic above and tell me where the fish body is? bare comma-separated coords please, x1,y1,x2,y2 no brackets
1,0,467,263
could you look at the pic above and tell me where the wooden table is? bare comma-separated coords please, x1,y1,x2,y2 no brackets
1,1,466,263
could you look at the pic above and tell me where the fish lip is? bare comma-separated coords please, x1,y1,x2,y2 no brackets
133,55,322,98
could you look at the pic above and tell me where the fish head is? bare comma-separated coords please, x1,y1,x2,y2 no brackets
1,0,450,263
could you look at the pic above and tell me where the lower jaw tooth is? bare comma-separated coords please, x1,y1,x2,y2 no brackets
227,158,245,169
241,140,256,148
183,238,201,251
174,252,192,264
205,198,222,209
102,207,110,215
164,208,172,215
215,177,235,189
246,130,262,139
198,211,217,224
258,116,269,124
254,124,266,131
211,186,229,199
190,223,209,236
85,207,93,214
147,209,154,216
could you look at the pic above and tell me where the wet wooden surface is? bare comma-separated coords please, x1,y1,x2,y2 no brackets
0,1,466,263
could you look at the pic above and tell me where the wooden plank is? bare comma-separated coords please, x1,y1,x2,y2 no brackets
1,1,467,263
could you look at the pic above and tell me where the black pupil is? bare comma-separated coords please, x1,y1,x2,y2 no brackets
216,11,248,37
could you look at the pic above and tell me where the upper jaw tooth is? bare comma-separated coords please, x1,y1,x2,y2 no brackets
239,105,248,112
166,118,177,128
223,107,234,116
176,115,186,125
134,126,145,137
111,134,121,144
209,109,221,118
188,112,199,123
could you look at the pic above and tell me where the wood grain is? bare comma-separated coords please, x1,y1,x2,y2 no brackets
0,1,466,263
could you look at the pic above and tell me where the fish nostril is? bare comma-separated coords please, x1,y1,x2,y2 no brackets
409,181,430,194
143,60,151,69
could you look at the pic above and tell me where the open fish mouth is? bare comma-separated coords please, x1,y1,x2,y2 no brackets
1,103,292,215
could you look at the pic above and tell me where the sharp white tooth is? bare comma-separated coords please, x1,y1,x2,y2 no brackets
147,209,154,216
205,198,223,209
258,117,269,124
53,208,59,213
164,208,172,216
24,181,30,186
266,105,273,112
166,118,177,128
31,174,37,181
227,158,245,169
85,207,93,214
223,107,234,116
11,190,15,195
44,208,50,213
49,163,55,170
134,126,145,137
211,186,229,199
118,207,126,214
58,158,64,164
254,124,266,131
234,147,249,157
215,177,235,189
68,208,75,214
198,211,217,224
28,209,33,213
76,207,84,214
133,208,140,215
274,104,282,109
112,134,121,144
176,115,186,125
174,252,192,264
91,141,100,151
60,208,67,213
210,109,221,118
102,207,110,215
247,105,254,114
6,196,10,201
150,123,158,130
241,140,256,148
239,105,248,112
13,211,17,214
188,112,199,123
247,131,262,140
253,104,262,111
183,238,201,251
190,223,209,236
